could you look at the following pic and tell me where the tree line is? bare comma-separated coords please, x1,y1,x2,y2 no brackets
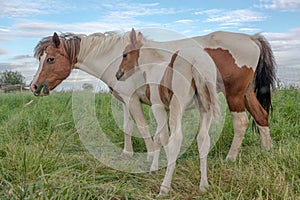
0,70,25,85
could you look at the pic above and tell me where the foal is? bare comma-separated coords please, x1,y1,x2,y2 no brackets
116,29,220,194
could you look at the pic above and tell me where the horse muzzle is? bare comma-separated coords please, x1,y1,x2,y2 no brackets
32,83,50,96
116,70,125,81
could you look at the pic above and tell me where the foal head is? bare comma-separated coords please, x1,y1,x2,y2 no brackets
116,28,143,81
30,32,81,96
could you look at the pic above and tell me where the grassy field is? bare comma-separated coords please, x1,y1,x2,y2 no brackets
0,88,299,199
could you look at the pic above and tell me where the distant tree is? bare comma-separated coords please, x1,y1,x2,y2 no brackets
0,70,25,85
82,83,94,91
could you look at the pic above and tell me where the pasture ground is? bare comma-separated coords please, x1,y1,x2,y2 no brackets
0,88,299,199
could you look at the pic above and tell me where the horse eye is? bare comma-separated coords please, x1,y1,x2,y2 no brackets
47,57,55,64
122,54,127,58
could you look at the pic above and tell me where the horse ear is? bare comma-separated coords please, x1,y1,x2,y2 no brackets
52,32,60,48
130,28,137,45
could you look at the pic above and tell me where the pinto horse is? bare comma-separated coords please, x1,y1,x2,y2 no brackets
116,30,220,194
30,29,276,163
117,28,277,162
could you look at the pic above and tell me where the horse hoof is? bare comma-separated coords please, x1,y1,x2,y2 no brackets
261,141,273,151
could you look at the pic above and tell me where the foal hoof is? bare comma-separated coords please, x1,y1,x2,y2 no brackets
150,163,158,174
149,168,158,175
122,150,133,157
199,184,209,193
225,154,237,162
147,151,155,161
159,185,170,195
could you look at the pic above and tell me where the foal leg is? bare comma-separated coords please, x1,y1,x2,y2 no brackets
122,104,134,157
197,110,212,192
129,97,154,160
159,101,183,195
226,95,249,162
150,104,169,173
245,89,273,150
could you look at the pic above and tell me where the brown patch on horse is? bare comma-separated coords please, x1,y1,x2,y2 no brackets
109,86,124,103
159,51,179,107
205,48,254,112
245,86,269,126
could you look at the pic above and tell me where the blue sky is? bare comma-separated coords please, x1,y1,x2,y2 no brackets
0,0,299,89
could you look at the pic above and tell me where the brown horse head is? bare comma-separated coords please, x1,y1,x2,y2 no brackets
116,28,143,81
30,32,81,96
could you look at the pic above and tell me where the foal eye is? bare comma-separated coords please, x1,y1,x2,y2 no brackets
122,54,127,58
47,57,55,64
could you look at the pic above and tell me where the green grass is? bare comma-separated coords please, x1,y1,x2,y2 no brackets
0,89,299,199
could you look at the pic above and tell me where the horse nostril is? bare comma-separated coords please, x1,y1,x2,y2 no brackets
34,84,38,90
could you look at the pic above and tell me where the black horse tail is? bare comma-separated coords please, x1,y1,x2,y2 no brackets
251,34,277,114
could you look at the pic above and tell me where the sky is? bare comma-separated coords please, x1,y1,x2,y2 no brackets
0,0,299,91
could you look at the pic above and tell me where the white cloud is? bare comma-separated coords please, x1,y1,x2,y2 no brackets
12,21,138,38
12,55,33,60
205,9,267,23
238,27,261,32
264,28,300,69
0,1,44,17
258,0,300,11
0,0,75,17
175,19,194,24
194,9,267,31
194,9,222,15
102,2,175,20
0,47,9,55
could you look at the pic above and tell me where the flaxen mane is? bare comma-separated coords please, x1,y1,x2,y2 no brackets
34,32,130,65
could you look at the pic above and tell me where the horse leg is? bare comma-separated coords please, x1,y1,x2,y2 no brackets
129,97,154,160
159,100,183,195
245,89,273,150
150,104,169,173
225,95,249,162
197,109,212,192
122,104,134,157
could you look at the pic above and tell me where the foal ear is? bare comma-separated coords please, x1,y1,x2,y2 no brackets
130,28,137,45
137,32,143,43
52,32,60,48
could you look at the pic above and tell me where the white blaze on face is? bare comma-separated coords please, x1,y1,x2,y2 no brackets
32,52,46,84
